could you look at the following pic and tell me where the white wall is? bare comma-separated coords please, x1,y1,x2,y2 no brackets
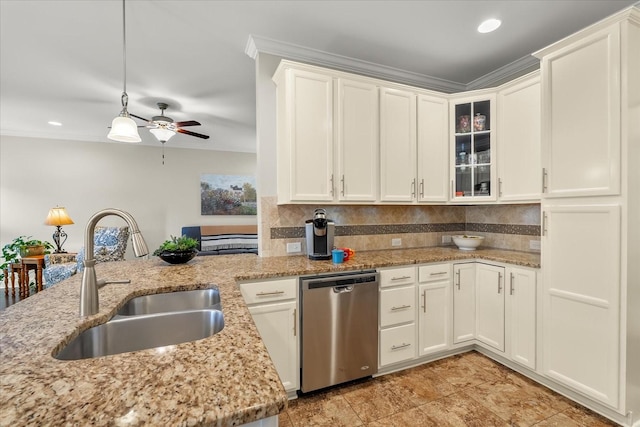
0,135,256,257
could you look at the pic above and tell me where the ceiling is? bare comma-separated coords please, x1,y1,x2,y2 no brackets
1,0,636,154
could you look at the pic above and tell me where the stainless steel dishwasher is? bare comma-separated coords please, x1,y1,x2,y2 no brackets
300,270,379,393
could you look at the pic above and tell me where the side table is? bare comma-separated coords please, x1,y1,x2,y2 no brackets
3,263,24,297
21,255,46,296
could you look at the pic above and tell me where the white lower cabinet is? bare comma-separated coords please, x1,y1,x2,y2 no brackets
453,263,476,343
240,278,299,393
379,266,417,367
417,263,451,356
454,262,537,367
380,323,416,366
475,263,506,352
542,204,621,407
507,266,537,370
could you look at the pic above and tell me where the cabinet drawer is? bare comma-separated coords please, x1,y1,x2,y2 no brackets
240,278,297,304
380,266,416,288
418,263,451,282
380,323,416,366
380,286,415,327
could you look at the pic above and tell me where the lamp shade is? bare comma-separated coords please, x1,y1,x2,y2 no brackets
149,127,176,143
108,116,141,143
44,207,74,226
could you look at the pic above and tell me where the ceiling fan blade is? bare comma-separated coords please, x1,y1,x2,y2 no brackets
177,128,210,139
129,113,151,123
175,120,201,127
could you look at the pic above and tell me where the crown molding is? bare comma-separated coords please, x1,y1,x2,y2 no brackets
465,55,540,90
246,34,466,93
246,34,545,93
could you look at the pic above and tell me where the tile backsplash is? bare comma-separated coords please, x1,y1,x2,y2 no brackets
259,196,540,257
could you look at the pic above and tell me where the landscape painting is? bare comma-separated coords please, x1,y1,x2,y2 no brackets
200,174,257,215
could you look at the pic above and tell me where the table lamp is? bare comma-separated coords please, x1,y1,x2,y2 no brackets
44,207,74,253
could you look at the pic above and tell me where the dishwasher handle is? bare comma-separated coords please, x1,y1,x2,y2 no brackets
333,285,354,293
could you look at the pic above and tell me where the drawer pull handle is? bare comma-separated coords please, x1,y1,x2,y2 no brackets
391,343,411,350
256,290,285,297
390,304,411,311
429,271,447,276
391,276,411,281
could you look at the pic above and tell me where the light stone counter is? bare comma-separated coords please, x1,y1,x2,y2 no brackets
0,247,539,426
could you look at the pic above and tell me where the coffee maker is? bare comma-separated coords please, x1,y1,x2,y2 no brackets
305,209,335,260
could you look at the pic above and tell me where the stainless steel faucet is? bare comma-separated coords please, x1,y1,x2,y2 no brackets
79,208,149,316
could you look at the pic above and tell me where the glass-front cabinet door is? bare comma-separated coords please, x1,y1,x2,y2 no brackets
450,94,496,202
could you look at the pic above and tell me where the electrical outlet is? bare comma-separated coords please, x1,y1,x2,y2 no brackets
529,240,541,251
391,238,402,247
286,242,302,253
442,235,452,244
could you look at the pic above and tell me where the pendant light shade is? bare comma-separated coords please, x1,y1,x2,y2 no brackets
108,115,141,143
107,0,141,143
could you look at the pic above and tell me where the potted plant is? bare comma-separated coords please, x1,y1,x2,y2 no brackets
1,236,54,282
153,235,199,264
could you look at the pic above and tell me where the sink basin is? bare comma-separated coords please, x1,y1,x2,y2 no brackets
117,288,221,316
55,309,224,360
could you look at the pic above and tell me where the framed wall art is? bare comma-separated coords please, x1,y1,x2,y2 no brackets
200,174,257,215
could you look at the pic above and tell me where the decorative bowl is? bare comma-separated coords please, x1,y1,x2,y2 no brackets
158,250,197,264
452,235,485,251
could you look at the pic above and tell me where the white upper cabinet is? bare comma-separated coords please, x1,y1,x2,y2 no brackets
274,65,334,203
335,78,379,202
417,94,449,202
449,93,497,202
379,87,417,202
537,24,621,198
497,72,542,202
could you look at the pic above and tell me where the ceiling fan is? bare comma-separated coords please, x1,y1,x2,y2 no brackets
130,102,210,143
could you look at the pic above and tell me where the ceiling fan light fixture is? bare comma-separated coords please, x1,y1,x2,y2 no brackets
108,115,141,143
107,0,141,143
150,126,176,143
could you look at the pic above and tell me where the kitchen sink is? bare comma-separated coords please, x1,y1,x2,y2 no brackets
55,309,224,360
116,288,221,316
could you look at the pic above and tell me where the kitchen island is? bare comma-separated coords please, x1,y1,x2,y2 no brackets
0,247,539,426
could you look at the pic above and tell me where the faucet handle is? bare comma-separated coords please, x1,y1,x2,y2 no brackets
97,279,131,288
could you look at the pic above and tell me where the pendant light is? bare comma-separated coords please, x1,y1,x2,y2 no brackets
107,0,141,143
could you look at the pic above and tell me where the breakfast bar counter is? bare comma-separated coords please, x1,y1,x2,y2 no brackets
0,247,539,426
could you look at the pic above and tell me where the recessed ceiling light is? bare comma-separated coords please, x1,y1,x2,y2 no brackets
478,18,502,33
48,121,62,126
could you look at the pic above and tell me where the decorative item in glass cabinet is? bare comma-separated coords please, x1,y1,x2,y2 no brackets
473,113,486,131
456,115,471,133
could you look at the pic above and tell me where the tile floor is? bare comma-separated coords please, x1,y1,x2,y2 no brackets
279,351,618,427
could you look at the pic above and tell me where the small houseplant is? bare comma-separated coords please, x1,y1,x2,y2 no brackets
1,236,54,283
153,235,199,264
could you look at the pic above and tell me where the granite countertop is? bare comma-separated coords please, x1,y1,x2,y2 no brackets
0,247,539,426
